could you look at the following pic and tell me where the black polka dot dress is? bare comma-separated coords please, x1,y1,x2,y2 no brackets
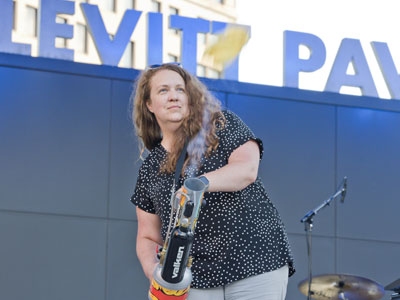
131,110,295,288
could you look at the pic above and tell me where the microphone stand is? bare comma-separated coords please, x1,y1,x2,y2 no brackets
300,178,347,300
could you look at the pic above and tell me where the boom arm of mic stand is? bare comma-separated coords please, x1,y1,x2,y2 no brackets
300,188,344,224
299,185,345,300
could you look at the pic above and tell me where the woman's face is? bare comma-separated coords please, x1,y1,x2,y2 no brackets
147,69,189,131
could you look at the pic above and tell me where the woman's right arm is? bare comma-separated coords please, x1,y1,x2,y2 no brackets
136,207,163,281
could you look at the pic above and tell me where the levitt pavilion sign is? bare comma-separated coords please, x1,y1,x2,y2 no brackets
0,0,399,99
0,0,245,80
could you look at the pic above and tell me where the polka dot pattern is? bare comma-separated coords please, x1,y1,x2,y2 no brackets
131,110,295,288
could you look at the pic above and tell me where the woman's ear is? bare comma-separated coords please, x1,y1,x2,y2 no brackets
146,99,153,113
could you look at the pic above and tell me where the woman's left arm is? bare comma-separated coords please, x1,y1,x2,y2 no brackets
203,140,260,192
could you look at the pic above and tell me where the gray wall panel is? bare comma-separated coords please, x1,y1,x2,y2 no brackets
336,238,400,300
109,80,140,221
286,234,336,300
337,107,400,242
0,67,110,217
0,211,107,300
227,94,336,236
106,220,148,300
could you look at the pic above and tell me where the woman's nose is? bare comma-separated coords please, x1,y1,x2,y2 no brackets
168,90,179,101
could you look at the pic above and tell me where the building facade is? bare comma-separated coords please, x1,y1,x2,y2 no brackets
11,0,237,78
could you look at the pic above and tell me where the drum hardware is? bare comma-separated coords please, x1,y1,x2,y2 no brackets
300,177,348,300
298,274,385,300
385,278,400,300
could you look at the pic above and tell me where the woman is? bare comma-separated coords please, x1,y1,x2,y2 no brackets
131,63,294,300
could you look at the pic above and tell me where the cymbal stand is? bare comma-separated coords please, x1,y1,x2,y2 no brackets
385,278,400,300
391,292,400,300
300,178,347,300
388,287,400,300
338,292,349,300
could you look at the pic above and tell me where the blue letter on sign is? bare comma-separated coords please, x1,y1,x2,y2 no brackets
38,0,75,60
283,30,326,88
325,39,378,98
371,41,400,100
147,12,163,66
170,15,210,74
0,0,31,55
81,3,141,66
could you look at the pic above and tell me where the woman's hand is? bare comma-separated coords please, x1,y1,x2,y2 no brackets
146,261,159,283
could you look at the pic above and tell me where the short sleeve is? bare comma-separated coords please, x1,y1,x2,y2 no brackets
130,162,156,214
219,110,264,160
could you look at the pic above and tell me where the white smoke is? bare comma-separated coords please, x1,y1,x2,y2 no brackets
186,107,211,178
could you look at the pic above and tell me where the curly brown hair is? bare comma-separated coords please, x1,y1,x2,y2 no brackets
131,64,224,173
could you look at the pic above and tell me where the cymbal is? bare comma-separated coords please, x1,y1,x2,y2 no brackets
298,274,385,300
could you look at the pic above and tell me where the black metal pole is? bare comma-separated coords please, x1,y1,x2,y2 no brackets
305,220,313,300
